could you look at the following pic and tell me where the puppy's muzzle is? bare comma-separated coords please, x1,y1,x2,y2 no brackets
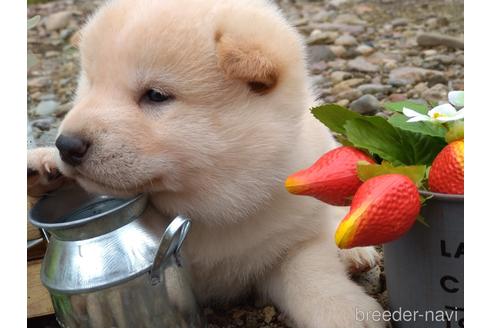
56,134,90,167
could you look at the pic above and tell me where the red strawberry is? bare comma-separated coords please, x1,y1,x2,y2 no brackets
428,140,464,194
335,174,421,249
285,147,374,206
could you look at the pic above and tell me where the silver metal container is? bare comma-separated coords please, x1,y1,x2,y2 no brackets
29,184,204,328
383,191,464,328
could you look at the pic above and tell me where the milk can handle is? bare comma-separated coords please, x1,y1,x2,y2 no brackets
150,215,191,286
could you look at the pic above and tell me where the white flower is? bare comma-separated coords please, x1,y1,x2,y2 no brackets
403,91,464,123
448,91,464,108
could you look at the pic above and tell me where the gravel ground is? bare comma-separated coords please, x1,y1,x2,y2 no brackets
27,0,463,327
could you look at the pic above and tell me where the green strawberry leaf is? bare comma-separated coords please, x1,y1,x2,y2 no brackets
357,161,427,187
344,116,410,165
384,100,428,114
312,103,446,167
388,113,447,138
396,128,447,165
311,104,363,135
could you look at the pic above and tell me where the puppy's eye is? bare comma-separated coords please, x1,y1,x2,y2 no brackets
144,89,174,103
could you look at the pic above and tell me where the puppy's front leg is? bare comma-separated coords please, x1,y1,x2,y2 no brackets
259,239,385,328
28,147,70,197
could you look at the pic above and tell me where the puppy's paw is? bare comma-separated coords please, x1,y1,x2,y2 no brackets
339,246,381,274
28,147,67,197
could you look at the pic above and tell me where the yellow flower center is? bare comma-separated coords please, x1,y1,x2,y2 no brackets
433,112,443,119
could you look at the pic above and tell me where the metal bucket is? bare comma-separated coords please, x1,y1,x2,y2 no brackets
383,191,464,328
29,184,205,328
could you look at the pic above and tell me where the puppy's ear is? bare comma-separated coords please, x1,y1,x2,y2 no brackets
215,31,279,94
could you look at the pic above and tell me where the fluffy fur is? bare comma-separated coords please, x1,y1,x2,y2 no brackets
28,0,384,327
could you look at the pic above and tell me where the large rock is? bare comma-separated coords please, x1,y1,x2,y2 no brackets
347,57,378,72
350,94,381,115
416,33,464,50
44,11,73,31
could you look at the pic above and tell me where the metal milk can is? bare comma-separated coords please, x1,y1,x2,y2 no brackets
29,184,204,328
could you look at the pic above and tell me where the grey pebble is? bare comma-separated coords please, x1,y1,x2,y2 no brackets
350,94,381,115
34,100,60,117
308,45,336,63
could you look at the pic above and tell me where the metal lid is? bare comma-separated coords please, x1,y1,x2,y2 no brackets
28,184,147,240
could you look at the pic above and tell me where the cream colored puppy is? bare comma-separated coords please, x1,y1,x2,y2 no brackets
28,0,384,327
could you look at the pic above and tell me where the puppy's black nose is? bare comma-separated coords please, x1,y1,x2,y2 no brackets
55,134,90,166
